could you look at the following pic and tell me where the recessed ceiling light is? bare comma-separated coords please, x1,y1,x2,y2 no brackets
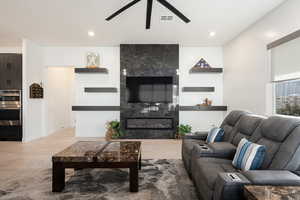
88,31,95,37
209,32,216,37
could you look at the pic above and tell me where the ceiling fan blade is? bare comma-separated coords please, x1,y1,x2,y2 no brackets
146,0,153,29
157,0,191,23
106,0,141,21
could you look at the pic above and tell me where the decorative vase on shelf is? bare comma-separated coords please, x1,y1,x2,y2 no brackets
86,52,100,68
196,98,213,106
208,100,212,106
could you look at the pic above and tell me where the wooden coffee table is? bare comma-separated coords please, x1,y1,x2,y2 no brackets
244,185,300,200
52,141,141,193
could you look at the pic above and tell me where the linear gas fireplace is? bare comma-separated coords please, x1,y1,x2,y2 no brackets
120,44,179,139
126,118,174,129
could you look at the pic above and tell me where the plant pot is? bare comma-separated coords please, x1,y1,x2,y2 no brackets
105,127,114,141
175,133,184,139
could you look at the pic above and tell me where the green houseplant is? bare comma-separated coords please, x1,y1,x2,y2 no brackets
105,120,123,140
176,124,192,139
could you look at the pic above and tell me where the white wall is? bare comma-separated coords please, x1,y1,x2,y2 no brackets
45,67,75,135
179,46,225,131
43,46,120,137
0,47,22,53
43,46,225,135
24,45,224,138
22,39,45,142
224,0,300,115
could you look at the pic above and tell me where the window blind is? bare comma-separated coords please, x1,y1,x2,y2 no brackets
271,37,300,82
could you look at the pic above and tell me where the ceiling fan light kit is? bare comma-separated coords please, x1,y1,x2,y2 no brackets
106,0,191,29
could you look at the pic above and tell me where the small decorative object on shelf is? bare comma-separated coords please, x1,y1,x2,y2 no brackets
86,52,100,68
29,83,43,99
189,58,223,73
176,124,192,139
194,58,211,68
208,99,212,106
197,98,212,106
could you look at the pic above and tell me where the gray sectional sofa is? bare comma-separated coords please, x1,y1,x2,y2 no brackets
182,110,300,200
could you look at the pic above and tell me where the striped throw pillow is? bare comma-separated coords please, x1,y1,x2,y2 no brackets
232,138,266,171
206,127,224,143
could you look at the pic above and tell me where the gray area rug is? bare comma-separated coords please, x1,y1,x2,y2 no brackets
0,159,198,200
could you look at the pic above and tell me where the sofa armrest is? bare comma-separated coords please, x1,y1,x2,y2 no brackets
242,170,300,186
213,172,251,200
183,131,208,140
208,142,237,159
192,142,236,159
213,171,300,200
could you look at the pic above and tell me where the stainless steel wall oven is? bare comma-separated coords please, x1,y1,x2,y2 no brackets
0,90,22,141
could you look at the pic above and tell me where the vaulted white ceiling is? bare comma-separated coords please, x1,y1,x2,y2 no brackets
0,0,286,46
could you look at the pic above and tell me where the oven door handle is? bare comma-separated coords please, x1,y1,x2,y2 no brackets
0,120,21,127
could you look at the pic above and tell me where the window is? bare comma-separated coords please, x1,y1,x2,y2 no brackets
270,32,300,117
275,79,300,116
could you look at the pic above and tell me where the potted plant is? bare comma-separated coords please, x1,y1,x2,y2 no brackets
176,124,192,139
105,120,123,140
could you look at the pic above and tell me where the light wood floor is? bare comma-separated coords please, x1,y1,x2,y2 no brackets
0,128,182,182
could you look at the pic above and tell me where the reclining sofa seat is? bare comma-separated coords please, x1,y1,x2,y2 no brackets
191,116,300,200
182,110,249,173
189,114,266,200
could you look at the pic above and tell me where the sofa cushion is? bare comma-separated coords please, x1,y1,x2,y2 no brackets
192,158,238,190
206,127,224,143
254,116,300,169
221,110,249,127
231,114,266,146
221,110,250,142
232,138,266,171
260,116,300,142
269,126,300,170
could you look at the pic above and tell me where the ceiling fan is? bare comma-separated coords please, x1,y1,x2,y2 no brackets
106,0,191,29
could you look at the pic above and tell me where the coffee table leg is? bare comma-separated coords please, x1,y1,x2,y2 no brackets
139,154,142,170
130,165,139,192
52,162,65,192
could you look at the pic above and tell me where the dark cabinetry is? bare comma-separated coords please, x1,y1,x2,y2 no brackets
0,54,23,141
0,54,22,90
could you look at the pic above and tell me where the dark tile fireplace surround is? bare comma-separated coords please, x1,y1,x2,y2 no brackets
120,44,179,139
